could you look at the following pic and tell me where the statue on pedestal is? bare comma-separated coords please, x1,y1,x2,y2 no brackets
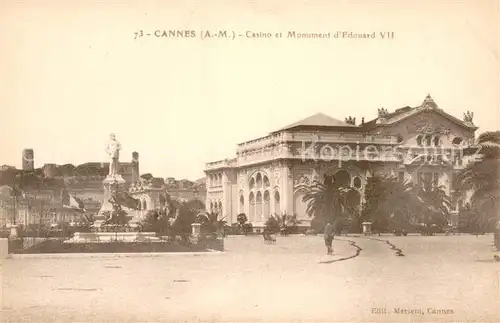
105,133,121,177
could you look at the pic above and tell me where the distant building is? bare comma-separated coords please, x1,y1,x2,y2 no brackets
165,177,176,186
22,149,34,171
0,165,15,172
163,177,206,204
42,164,58,178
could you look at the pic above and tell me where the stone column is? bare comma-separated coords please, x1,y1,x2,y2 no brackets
311,163,320,183
261,193,265,221
282,161,294,216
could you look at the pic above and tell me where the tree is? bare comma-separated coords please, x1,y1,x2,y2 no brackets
234,213,247,234
268,213,301,235
362,174,415,233
196,212,226,235
264,215,280,234
412,179,451,234
139,209,170,235
302,174,358,230
455,131,500,235
167,200,200,241
140,173,154,182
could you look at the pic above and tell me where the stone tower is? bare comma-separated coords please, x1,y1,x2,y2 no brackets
131,151,140,183
22,149,34,171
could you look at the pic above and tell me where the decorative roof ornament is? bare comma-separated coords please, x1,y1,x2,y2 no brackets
421,94,439,110
463,110,474,125
345,116,356,125
375,107,389,124
377,107,389,118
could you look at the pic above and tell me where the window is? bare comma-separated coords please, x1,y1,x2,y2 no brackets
433,173,439,186
416,135,423,146
424,172,432,184
425,135,432,147
398,172,405,182
353,177,362,189
452,137,463,146
433,136,440,147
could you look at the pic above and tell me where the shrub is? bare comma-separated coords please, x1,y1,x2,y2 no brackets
264,216,280,234
242,222,253,235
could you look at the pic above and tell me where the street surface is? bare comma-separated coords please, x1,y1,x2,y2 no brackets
2,234,499,322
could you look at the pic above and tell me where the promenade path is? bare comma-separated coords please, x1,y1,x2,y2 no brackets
1,235,498,322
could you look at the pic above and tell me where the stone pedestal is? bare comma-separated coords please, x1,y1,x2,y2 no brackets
191,223,201,243
362,222,372,236
7,224,19,239
93,175,126,228
192,223,201,236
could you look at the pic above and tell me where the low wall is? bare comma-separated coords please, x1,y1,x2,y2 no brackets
19,237,224,254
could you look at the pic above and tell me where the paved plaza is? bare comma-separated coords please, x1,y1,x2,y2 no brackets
2,235,499,322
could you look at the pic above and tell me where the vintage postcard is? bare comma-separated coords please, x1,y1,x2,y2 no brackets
1,0,499,322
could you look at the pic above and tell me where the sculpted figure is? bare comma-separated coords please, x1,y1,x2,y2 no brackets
463,111,474,123
105,133,121,176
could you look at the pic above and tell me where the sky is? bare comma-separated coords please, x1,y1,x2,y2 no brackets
0,0,499,181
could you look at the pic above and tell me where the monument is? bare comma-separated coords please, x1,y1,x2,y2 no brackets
65,134,158,243
92,133,127,228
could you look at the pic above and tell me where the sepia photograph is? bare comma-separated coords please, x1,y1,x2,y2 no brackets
0,0,499,322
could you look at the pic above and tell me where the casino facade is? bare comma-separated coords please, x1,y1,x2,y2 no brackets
204,95,478,229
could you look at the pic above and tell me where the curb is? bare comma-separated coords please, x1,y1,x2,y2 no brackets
364,236,405,256
318,239,362,264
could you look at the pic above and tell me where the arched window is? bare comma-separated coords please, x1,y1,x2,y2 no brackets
263,190,270,218
452,137,463,146
353,177,362,189
333,170,350,188
433,135,440,147
239,195,244,213
209,175,213,186
263,176,270,188
249,192,255,222
256,173,262,189
218,201,223,215
219,174,223,185
210,202,214,213
249,178,255,190
256,191,262,219
425,135,432,147
274,191,281,215
416,135,423,146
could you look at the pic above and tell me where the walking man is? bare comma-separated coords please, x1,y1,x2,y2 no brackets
324,220,335,255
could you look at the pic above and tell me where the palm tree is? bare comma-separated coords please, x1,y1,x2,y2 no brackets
362,174,415,233
412,179,452,235
302,174,357,227
455,131,500,233
268,213,301,235
196,212,226,235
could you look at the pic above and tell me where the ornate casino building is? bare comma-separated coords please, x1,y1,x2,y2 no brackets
205,95,478,229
